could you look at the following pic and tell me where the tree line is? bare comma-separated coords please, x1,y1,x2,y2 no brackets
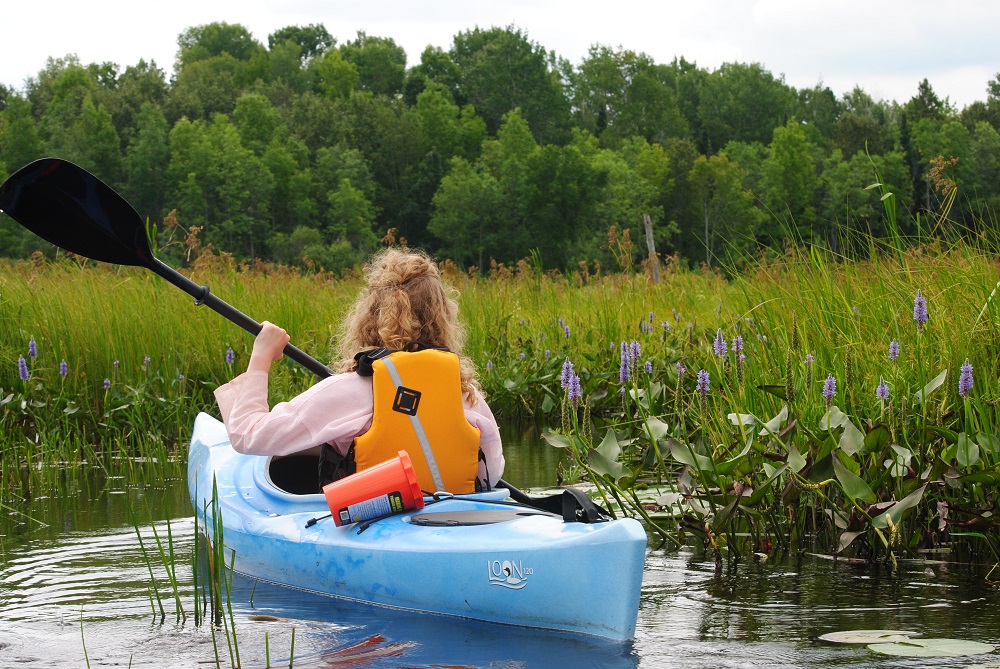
1,22,998,272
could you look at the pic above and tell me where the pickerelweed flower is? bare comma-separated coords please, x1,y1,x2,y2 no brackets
823,374,837,407
876,377,889,401
644,361,653,375
113,360,120,370
59,360,68,377
178,374,185,380
676,361,686,378
732,335,744,354
103,379,111,390
225,347,235,365
662,320,670,332
805,353,814,365
561,359,575,389
619,343,630,384
959,359,974,397
143,356,151,367
913,289,928,331
544,349,550,358
649,311,655,323
713,329,727,357
696,369,711,401
28,337,37,358
889,340,900,362
568,372,582,406
630,341,641,365
486,360,494,371
564,325,571,339
519,352,526,360
18,355,29,381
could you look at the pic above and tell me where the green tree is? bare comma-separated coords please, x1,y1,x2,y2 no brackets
0,94,42,175
312,49,359,100
268,24,334,62
688,153,760,265
696,62,798,153
761,119,818,241
123,102,170,221
233,93,283,154
428,157,501,267
449,26,570,143
339,32,407,97
177,22,264,68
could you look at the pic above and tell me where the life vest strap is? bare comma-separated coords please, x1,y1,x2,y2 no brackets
380,355,446,492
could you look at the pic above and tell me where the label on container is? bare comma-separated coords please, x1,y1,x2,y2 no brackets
338,491,405,525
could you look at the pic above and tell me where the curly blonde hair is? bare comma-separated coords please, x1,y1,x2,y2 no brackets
337,248,482,402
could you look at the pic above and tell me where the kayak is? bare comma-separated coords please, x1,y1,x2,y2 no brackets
187,412,647,641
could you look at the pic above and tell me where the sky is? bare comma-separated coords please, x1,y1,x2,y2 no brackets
2,0,997,109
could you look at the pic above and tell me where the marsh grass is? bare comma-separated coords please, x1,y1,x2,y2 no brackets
3,211,1000,566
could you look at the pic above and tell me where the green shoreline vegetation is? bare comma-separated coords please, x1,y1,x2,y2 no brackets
3,215,999,569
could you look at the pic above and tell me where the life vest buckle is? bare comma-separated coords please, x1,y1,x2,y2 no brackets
392,386,422,415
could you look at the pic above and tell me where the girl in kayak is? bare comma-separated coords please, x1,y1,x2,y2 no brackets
215,247,504,492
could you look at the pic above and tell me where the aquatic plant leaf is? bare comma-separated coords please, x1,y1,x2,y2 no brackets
716,439,753,476
958,470,1000,485
819,629,917,644
667,439,714,473
756,384,787,400
728,412,756,427
540,394,554,413
747,463,788,507
588,446,626,483
913,369,948,404
884,444,912,477
838,419,865,456
595,428,623,463
872,484,927,529
758,404,788,436
541,432,573,449
866,638,995,657
786,443,806,473
833,455,876,504
837,530,866,553
864,424,891,453
820,405,849,431
957,432,981,468
977,432,999,455
643,416,671,441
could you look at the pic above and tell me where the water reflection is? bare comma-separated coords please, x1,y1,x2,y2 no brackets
2,467,999,668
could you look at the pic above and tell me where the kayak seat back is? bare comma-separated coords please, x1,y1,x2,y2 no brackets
268,453,322,495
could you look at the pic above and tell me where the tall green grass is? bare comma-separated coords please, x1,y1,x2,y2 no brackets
2,224,999,566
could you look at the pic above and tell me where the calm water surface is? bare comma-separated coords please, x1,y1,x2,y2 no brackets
2,423,998,668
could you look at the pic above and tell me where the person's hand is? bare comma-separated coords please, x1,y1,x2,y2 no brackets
248,321,290,372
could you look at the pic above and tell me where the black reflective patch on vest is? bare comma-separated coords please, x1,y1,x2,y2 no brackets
392,386,421,415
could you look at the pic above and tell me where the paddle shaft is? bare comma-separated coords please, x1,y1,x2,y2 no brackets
149,258,334,379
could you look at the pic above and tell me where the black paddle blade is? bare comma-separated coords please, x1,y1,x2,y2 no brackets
0,158,154,268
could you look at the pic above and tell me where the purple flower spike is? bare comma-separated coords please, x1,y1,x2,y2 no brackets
18,355,29,381
630,341,641,364
544,349,551,359
143,356,151,367
888,340,900,362
113,360,120,370
59,360,68,377
520,352,526,360
644,361,653,375
805,353,814,365
564,325,571,339
225,347,235,365
732,335,744,353
713,330,727,357
823,374,837,407
486,360,494,371
178,373,185,380
696,369,711,400
103,378,111,390
561,360,575,389
619,343,630,384
913,290,928,331
959,359,974,397
649,311,655,323
876,377,889,401
568,373,582,406
676,361,686,378
662,320,670,332
28,337,37,358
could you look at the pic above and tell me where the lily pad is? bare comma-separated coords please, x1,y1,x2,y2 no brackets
818,630,917,644
867,638,996,658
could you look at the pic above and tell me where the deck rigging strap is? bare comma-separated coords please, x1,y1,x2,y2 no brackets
380,355,447,492
498,479,612,523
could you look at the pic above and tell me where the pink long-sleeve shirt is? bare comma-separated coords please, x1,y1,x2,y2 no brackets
214,370,505,486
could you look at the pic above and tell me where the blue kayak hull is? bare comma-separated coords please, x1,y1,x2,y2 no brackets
187,412,646,640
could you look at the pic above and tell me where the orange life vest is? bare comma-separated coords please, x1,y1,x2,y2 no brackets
353,347,483,494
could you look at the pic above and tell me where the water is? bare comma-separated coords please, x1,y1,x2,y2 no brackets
2,428,999,668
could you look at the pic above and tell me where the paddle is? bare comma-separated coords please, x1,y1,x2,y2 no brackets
0,157,334,379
